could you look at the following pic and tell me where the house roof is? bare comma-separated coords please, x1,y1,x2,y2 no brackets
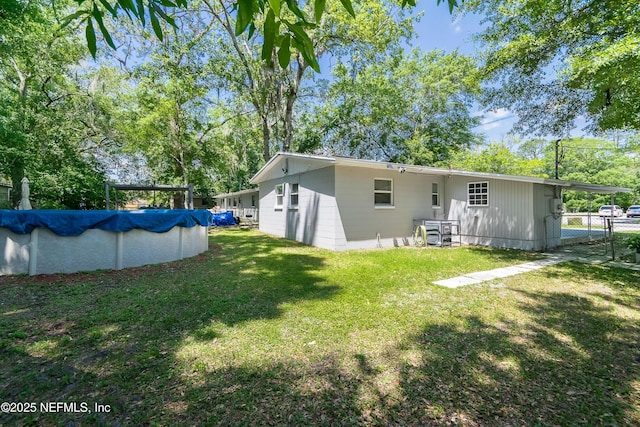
250,152,631,194
213,188,259,199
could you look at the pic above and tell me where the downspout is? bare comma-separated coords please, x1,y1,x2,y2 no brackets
544,185,563,252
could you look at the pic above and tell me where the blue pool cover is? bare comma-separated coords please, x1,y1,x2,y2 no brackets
0,209,212,236
210,211,235,226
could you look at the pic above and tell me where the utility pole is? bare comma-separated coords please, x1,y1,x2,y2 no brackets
554,138,562,179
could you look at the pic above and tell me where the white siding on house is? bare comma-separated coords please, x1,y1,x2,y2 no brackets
217,191,258,210
238,193,257,208
446,177,538,250
215,190,259,221
533,184,562,250
258,165,340,250
334,165,445,250
251,153,626,252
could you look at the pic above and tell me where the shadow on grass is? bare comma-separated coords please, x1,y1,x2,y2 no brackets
159,262,640,425
463,245,545,263
171,261,640,426
1,232,639,425
384,262,640,425
0,229,339,425
541,261,640,311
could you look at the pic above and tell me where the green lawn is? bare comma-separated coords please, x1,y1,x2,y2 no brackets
1,228,639,426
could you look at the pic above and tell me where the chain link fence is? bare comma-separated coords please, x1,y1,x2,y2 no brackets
562,211,639,261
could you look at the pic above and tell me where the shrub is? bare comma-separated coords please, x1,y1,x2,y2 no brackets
625,235,640,253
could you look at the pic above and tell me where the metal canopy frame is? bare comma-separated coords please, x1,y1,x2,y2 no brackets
105,183,194,210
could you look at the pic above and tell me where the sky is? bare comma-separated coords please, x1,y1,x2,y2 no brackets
407,2,597,145
408,2,521,143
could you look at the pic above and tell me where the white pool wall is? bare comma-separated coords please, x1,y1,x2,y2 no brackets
1,225,209,276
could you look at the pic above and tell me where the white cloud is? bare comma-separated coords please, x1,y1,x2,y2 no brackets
479,109,513,131
451,17,462,33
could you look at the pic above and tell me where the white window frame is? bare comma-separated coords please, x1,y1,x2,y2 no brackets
289,183,299,208
274,184,284,209
468,181,489,207
431,182,440,208
374,178,394,208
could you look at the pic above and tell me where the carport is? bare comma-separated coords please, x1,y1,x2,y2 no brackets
560,182,632,260
105,183,195,210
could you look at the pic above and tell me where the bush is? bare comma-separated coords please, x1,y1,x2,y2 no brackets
625,235,640,253
567,217,583,226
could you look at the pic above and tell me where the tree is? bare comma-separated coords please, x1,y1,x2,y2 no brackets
449,137,639,210
0,0,112,208
298,49,482,164
450,142,547,176
463,0,640,135
62,0,462,70
191,0,416,162
206,106,263,194
109,25,222,205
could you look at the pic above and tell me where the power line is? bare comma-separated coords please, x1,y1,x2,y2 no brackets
473,114,516,128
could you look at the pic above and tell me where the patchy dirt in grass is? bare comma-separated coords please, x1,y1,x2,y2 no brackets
1,230,639,426
0,244,223,288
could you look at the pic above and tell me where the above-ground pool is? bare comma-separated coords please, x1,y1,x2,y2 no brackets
0,209,212,276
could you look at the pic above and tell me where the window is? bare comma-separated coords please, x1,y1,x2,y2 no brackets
275,184,284,208
431,182,440,208
290,183,299,207
374,178,393,207
233,198,237,207
468,181,488,206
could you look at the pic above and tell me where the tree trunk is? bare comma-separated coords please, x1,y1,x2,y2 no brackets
173,191,184,209
282,93,294,153
282,57,306,153
10,163,24,209
262,116,271,162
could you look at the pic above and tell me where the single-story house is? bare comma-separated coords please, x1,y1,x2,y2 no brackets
249,152,629,251
213,188,260,222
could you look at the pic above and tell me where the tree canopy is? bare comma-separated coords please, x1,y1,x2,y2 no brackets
299,49,482,164
2,0,639,209
463,0,640,135
64,0,462,70
0,0,112,208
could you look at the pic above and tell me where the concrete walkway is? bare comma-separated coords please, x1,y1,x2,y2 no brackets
433,251,640,289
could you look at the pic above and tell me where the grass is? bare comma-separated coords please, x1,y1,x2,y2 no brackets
1,228,639,426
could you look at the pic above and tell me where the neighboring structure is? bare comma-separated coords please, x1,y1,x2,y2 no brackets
0,180,11,208
213,188,260,223
250,152,629,251
193,195,213,210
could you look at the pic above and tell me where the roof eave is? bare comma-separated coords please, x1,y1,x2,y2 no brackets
250,152,336,184
213,188,259,199
250,152,631,194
